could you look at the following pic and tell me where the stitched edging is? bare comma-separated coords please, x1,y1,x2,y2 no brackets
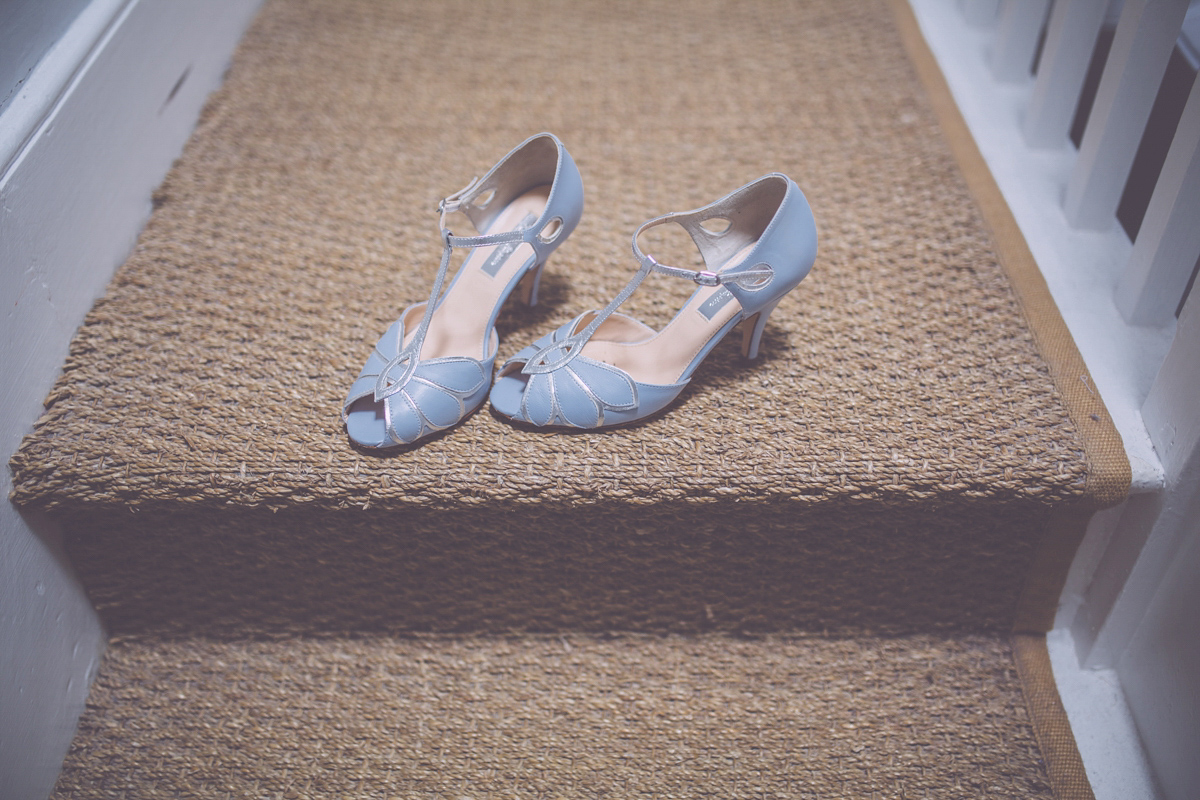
886,0,1131,635
1012,634,1097,800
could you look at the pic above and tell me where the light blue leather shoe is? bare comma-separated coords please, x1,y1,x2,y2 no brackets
343,133,584,447
490,173,817,429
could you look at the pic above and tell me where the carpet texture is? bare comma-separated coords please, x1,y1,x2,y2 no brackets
11,1,1117,796
52,634,1053,799
59,502,1052,638
885,0,1127,638
7,0,1104,636
11,0,1088,513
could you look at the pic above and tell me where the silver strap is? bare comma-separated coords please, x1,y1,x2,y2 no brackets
520,213,771,376
374,180,529,401
631,213,774,288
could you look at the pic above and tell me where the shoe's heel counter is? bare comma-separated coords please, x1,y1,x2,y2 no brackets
727,178,818,317
779,178,818,289
551,143,585,239
527,140,584,266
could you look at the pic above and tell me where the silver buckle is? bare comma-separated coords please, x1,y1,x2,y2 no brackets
436,177,479,215
437,195,465,215
692,271,720,287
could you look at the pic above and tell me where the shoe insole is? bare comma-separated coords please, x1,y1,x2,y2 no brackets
579,241,759,385
409,186,552,360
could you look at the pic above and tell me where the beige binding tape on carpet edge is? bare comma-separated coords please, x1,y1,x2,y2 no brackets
888,2,1125,798
884,0,1131,630
1013,634,1097,800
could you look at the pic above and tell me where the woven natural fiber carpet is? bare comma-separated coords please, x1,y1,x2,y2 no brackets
10,0,1089,513
53,635,1052,799
12,0,1114,796
57,501,1055,637
8,0,1099,636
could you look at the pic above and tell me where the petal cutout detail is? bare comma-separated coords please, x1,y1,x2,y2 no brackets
343,315,490,445
413,359,486,394
508,356,639,429
406,378,465,429
554,368,601,428
521,373,557,427
386,392,424,444
569,359,637,411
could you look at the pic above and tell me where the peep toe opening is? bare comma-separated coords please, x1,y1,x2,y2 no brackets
343,133,584,448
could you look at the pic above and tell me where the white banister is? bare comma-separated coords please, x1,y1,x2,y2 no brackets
960,0,1002,27
1142,278,1200,500
1117,282,1200,800
991,0,1052,83
1074,271,1200,705
1116,70,1200,328
907,2,1198,794
1064,0,1190,231
1023,0,1109,148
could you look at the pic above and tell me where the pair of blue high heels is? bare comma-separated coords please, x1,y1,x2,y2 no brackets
342,133,818,448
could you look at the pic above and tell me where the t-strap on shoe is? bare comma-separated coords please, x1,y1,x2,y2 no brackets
343,133,584,447
490,173,816,429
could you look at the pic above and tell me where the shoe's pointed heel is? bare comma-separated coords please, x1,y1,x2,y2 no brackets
741,298,781,359
517,259,548,306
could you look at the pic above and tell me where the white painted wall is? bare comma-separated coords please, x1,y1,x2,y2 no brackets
0,1,263,797
0,0,91,114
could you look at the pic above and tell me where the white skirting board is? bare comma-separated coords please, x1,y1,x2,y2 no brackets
0,1,263,797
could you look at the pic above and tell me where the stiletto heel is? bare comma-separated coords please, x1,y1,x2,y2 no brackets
741,298,780,359
518,259,547,306
491,173,817,430
342,133,584,448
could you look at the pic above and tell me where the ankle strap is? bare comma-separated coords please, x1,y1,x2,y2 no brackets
632,214,774,289
519,210,776,377
437,178,530,250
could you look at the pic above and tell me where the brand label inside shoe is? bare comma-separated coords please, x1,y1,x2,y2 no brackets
698,287,735,320
481,212,538,277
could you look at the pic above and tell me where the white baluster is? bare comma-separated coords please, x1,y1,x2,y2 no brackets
1079,266,1200,661
1143,280,1200,484
991,0,1052,83
1099,284,1200,798
1064,0,1190,231
1117,71,1200,327
1023,0,1110,148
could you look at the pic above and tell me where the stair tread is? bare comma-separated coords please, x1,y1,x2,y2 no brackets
53,633,1052,798
9,0,1088,515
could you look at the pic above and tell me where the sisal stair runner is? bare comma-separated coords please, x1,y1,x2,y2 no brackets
9,0,1125,797
55,635,1054,798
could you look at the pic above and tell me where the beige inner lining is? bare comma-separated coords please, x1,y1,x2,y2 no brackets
581,242,759,385
406,187,551,360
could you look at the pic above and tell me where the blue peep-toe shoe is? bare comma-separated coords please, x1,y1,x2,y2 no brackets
490,173,817,429
342,133,584,447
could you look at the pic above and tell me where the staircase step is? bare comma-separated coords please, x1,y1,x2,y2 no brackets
14,0,1123,794
59,502,1054,637
11,0,1097,638
53,634,1052,798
